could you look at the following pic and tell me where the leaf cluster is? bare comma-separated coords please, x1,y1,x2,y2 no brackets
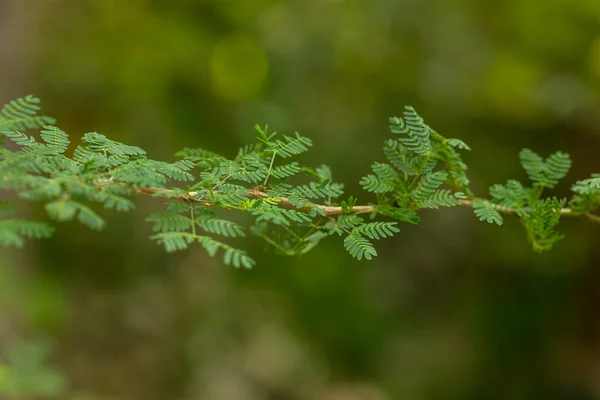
472,148,599,251
2,96,599,264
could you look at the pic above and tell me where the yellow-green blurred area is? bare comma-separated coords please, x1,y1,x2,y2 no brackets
2,0,600,399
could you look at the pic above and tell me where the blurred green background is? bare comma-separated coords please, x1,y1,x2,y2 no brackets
1,0,600,399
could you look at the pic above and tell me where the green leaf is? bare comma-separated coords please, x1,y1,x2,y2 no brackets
389,106,432,157
571,174,600,195
291,182,343,199
100,193,135,212
489,180,529,215
176,147,227,168
270,132,312,158
379,208,420,224
519,149,571,189
473,199,503,225
352,222,400,240
197,218,245,237
17,220,55,239
223,247,255,268
519,148,545,185
0,95,55,131
360,174,393,193
343,233,377,260
45,199,78,222
39,126,69,154
153,160,195,181
83,132,146,157
250,203,312,226
74,203,106,230
150,231,195,252
383,139,436,176
411,171,450,207
446,138,471,151
545,151,571,187
315,165,333,181
271,162,301,179
147,212,192,232
0,219,54,247
524,197,566,252
414,189,460,209
45,200,105,230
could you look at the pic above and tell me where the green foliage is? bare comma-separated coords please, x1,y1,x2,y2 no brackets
473,150,579,251
0,95,55,132
411,172,461,209
489,180,529,215
524,197,566,252
1,96,599,264
351,222,400,240
519,149,571,189
343,233,377,260
569,173,600,213
473,199,503,225
389,106,431,156
147,202,253,267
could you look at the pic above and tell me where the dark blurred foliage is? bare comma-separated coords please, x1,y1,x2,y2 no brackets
1,0,600,399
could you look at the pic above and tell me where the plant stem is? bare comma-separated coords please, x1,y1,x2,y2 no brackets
263,152,277,186
135,186,600,222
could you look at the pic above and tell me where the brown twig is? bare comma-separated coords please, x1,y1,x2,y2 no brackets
134,186,600,221
134,186,376,216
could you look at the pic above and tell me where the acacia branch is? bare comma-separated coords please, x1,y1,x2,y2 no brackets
135,186,375,216
135,186,600,222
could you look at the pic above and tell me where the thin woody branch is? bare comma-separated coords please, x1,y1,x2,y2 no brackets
135,186,600,221
135,186,376,216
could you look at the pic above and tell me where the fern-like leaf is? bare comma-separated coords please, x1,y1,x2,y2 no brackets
519,149,545,185
147,212,192,232
414,189,460,209
151,231,195,252
270,133,312,158
378,208,420,224
223,247,255,268
197,218,245,237
291,182,342,199
489,180,530,216
196,236,255,268
0,96,55,131
545,152,571,188
271,162,301,179
83,132,146,157
524,197,566,252
343,233,377,260
389,106,431,156
473,199,503,225
39,126,70,154
520,149,571,189
0,219,54,247
571,174,600,195
360,175,394,193
44,199,105,230
446,138,471,151
352,222,400,240
411,171,448,204
176,147,227,168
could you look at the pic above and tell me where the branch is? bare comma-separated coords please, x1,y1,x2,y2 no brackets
135,186,376,216
457,199,573,215
134,187,600,222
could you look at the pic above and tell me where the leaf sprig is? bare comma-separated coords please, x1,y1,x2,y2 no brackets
2,96,599,266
